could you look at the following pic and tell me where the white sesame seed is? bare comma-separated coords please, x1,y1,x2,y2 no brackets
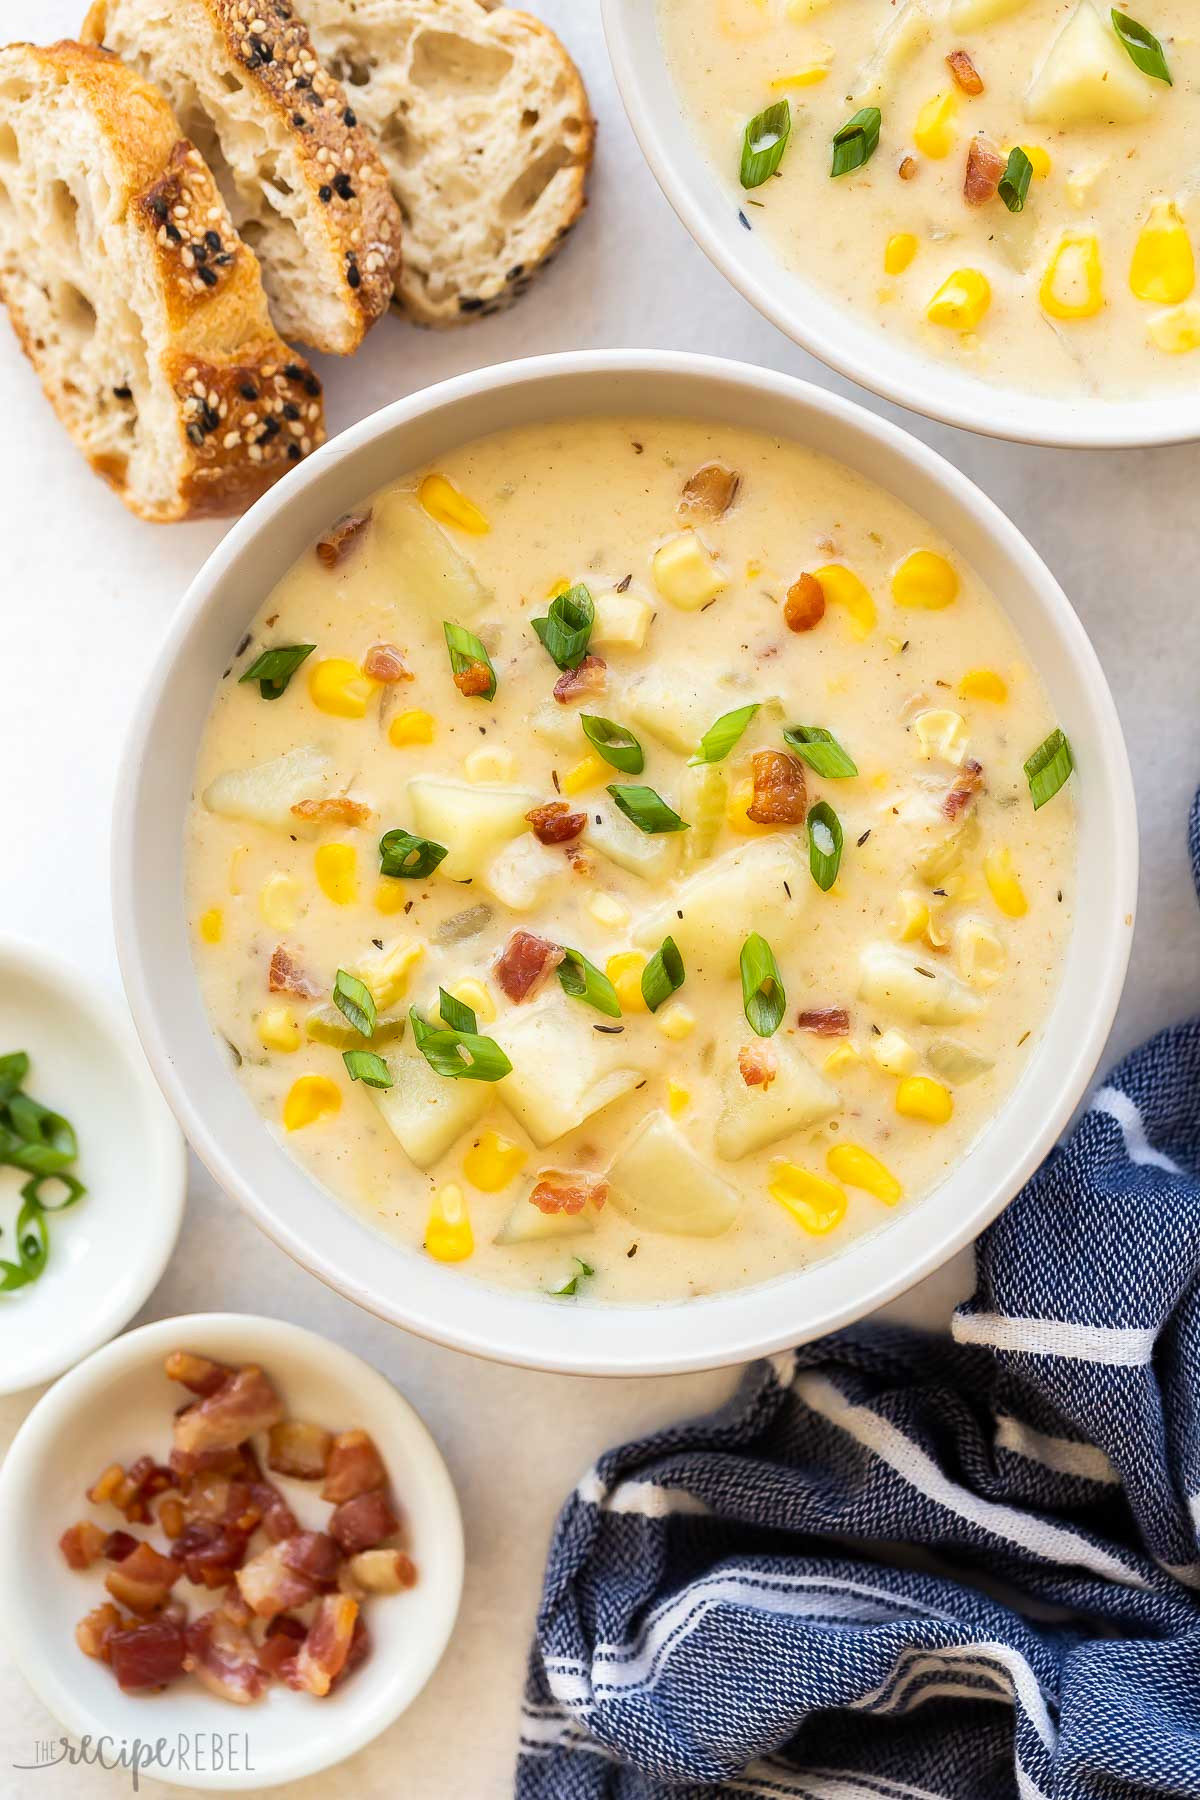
301,435,312,452
243,412,259,427
248,443,263,463
223,431,240,449
288,419,304,437
182,247,195,268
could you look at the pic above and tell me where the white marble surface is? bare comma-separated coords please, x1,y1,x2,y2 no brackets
1,2,1198,1794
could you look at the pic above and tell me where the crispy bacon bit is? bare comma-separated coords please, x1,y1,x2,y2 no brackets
290,796,372,827
220,1586,256,1630
329,1490,399,1556
494,929,564,1003
268,1419,332,1482
315,510,371,569
171,1520,253,1589
283,1595,359,1697
944,757,984,820
322,1430,388,1505
784,572,826,633
362,642,412,683
347,1548,418,1595
947,48,984,95
282,1531,342,1587
158,1496,186,1539
964,136,1005,206
747,750,808,825
112,1456,175,1523
565,842,592,876
552,654,606,705
529,1171,609,1216
268,947,319,999
738,1044,779,1089
165,1350,231,1396
797,1008,852,1037
185,1610,271,1705
453,659,493,697
332,1612,371,1688
525,801,587,846
174,1365,284,1460
103,1529,139,1563
678,461,741,523
109,1616,188,1692
87,1462,126,1506
105,1541,181,1615
251,1479,299,1544
898,155,918,181
236,1541,319,1620
257,1613,307,1678
76,1602,129,1662
60,1521,108,1570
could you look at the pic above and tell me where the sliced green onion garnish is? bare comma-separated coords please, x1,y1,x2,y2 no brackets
807,800,843,891
557,949,622,1018
782,725,858,779
0,1053,85,1293
581,714,644,774
641,937,685,1013
3,1095,76,1175
740,100,791,189
740,932,786,1038
333,969,376,1039
438,986,478,1034
409,1009,512,1083
1024,729,1074,810
550,1256,594,1298
607,784,690,835
379,828,448,880
998,146,1033,214
443,620,497,700
238,644,315,700
532,584,594,670
1111,9,1172,82
831,107,881,178
689,703,760,766
20,1170,86,1211
342,1049,394,1088
0,1052,29,1103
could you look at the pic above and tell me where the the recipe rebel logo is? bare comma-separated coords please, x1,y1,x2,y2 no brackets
14,1731,256,1790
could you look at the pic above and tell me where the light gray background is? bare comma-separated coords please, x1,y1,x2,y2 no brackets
1,2,1198,1794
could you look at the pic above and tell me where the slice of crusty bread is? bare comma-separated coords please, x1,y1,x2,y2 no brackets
0,40,325,522
298,0,593,326
82,0,402,354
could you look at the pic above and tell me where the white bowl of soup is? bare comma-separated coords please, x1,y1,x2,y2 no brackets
113,352,1135,1374
603,0,1200,447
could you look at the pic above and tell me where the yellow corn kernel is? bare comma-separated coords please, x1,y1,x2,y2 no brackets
1017,143,1051,179
418,473,489,535
895,890,930,943
770,61,831,90
1147,301,1200,354
823,1041,862,1075
315,842,357,907
606,952,648,1014
955,916,1006,988
259,873,302,930
913,92,956,160
984,845,1028,918
926,269,991,332
283,1074,341,1131
257,1006,301,1054
198,907,223,944
827,1142,903,1205
375,878,410,915
424,1184,474,1262
389,708,435,748
463,1129,526,1192
914,708,969,765
871,1029,919,1078
884,232,919,275
465,745,515,782
895,1075,953,1124
652,532,728,611
587,891,631,930
667,1079,691,1118
726,777,773,835
657,1002,695,1041
1040,233,1103,321
958,668,1008,704
769,1162,847,1235
813,564,876,639
308,657,377,719
563,754,606,797
355,937,425,1009
446,976,496,1024
1130,199,1195,306
893,550,960,610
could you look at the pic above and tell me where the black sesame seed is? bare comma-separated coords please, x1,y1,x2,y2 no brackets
333,172,354,200
112,384,133,399
164,222,182,244
213,252,234,266
284,363,304,380
258,419,281,443
505,264,525,281
201,402,220,432
244,52,263,70
343,106,357,126
282,401,300,421
458,296,485,313
240,383,258,401
250,36,273,62
303,374,321,397
149,195,168,221
204,229,222,253
192,241,208,263
186,422,206,447
287,443,302,461
198,265,219,287
318,184,332,203
292,112,307,128
294,73,309,88
346,264,361,289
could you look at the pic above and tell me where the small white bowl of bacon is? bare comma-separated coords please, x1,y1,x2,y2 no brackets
0,1313,464,1789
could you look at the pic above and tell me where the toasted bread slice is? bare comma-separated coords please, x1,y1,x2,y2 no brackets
299,0,593,326
82,0,402,354
0,40,325,521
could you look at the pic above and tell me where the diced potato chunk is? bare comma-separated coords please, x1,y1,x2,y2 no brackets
591,588,653,651
493,1195,596,1244
608,1112,740,1237
634,837,805,976
481,834,568,911
588,805,681,882
627,668,733,754
714,1041,838,1161
407,777,539,882
203,746,332,834
951,0,1030,25
853,0,934,104
494,999,646,1147
371,489,492,623
858,943,983,1026
371,1053,491,1169
651,533,727,611
1025,2,1154,127
530,701,586,753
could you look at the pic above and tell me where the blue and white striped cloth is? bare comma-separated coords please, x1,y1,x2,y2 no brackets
517,793,1200,1800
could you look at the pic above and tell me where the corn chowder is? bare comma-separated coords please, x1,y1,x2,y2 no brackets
658,0,1199,397
186,417,1075,1305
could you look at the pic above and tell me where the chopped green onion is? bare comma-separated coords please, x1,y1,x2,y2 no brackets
333,969,376,1039
438,986,478,1034
782,725,858,779
0,1054,86,1293
443,621,497,700
557,949,622,1018
641,937,685,1013
581,714,644,774
831,107,881,178
807,801,843,891
607,784,690,835
409,1009,512,1082
0,1052,29,1104
998,146,1033,214
689,703,760,766
3,1095,76,1175
379,828,448,880
342,1049,394,1089
550,1256,594,1298
1111,9,1172,83
238,644,315,700
1024,729,1074,810
20,1170,86,1211
740,933,786,1038
531,584,594,670
740,100,791,189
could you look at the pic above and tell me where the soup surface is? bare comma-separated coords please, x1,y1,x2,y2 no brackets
658,0,1198,398
187,416,1075,1305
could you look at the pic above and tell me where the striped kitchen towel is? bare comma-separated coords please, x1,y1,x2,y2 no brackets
517,793,1200,1800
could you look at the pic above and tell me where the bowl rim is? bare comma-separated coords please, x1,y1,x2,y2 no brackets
112,349,1138,1376
599,0,1200,451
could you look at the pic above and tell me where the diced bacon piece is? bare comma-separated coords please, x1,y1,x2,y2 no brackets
746,750,808,825
109,1616,188,1692
739,1044,779,1088
86,1462,126,1506
283,1595,359,1697
328,1489,399,1556
169,1440,258,1483
525,802,587,845
158,1497,186,1539
362,642,412,683
171,1520,253,1589
947,48,984,95
281,1531,342,1588
165,1350,231,1396
322,1429,388,1505
103,1530,139,1562
173,1365,284,1459
183,1473,257,1526
220,1585,255,1630
493,929,563,1003
250,1480,299,1543
678,462,740,523
236,1541,319,1620
105,1540,180,1615
347,1549,418,1595
76,1602,128,1662
290,796,372,827
453,659,493,698
315,510,371,569
115,1455,175,1522
797,1008,851,1037
784,572,826,633
944,757,985,820
268,1419,332,1481
331,1612,371,1689
964,136,1005,206
185,1610,271,1705
268,947,319,999
553,654,606,704
59,1520,107,1570
258,1613,307,1677
529,1171,609,1216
